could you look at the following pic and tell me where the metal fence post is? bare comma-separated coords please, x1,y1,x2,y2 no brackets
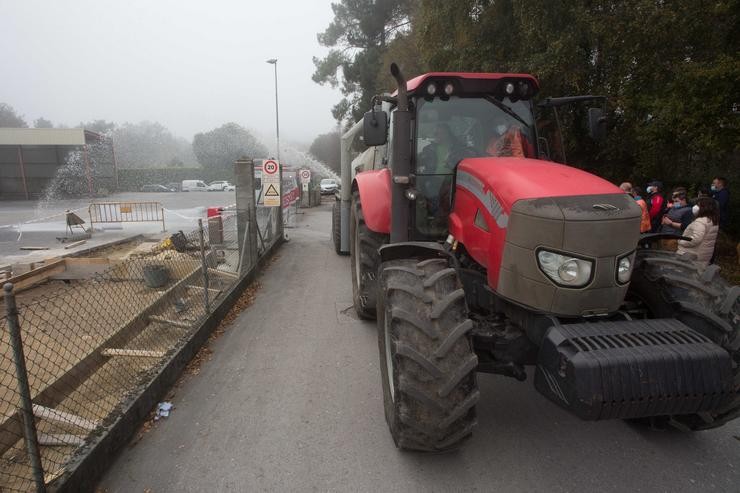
4,283,46,493
197,220,210,314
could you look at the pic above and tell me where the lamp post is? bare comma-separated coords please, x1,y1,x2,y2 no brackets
266,58,280,163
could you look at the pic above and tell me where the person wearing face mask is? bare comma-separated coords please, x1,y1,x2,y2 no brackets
710,176,730,230
646,181,666,233
677,197,720,268
660,190,694,237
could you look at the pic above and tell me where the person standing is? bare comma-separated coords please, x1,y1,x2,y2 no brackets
646,181,666,233
677,197,720,268
711,176,730,230
632,186,652,233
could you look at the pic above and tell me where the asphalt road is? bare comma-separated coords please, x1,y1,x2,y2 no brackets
100,202,740,492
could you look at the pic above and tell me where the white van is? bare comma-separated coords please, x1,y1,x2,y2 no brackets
182,180,208,192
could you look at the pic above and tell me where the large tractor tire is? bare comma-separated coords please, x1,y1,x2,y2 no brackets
350,189,387,319
377,258,479,451
627,248,740,430
331,199,343,255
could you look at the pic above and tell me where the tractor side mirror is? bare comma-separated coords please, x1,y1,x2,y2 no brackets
588,107,607,141
362,109,388,147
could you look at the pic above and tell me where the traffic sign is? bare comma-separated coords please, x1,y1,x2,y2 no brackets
262,159,281,207
299,168,311,184
264,159,279,175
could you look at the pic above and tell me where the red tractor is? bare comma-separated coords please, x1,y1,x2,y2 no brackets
347,63,739,451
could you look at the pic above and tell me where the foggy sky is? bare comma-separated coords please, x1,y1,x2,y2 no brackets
1,0,342,146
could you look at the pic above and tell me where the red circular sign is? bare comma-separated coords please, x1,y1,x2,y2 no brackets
300,169,310,179
264,160,279,175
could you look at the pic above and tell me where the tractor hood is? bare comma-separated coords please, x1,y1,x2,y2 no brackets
452,157,642,317
456,157,624,211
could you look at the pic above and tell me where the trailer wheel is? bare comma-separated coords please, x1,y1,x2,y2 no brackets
378,258,479,451
627,248,740,430
350,189,387,319
332,199,343,255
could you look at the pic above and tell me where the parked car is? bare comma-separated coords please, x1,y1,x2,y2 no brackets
166,182,182,192
320,178,339,195
141,184,175,192
207,180,232,191
224,184,236,191
182,180,208,191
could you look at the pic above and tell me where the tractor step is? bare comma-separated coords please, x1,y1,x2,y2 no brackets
535,318,734,421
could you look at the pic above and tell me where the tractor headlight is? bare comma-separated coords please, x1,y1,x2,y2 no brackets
616,252,635,284
537,249,593,287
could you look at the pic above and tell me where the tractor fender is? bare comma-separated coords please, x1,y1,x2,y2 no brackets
379,242,450,263
353,168,391,234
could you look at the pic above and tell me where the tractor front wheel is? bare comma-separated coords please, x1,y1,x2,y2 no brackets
378,258,479,451
627,248,740,430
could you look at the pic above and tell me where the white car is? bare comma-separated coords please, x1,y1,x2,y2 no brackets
207,181,232,191
320,178,339,195
224,184,236,191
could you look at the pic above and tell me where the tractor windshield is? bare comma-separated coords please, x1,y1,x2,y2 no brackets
413,95,535,237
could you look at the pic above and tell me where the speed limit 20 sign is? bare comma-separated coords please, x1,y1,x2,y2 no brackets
299,169,311,184
262,159,281,207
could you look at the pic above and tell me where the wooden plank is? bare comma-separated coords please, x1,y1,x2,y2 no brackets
0,265,203,455
63,239,87,249
19,246,49,251
32,404,98,431
208,268,239,278
101,348,166,358
38,433,86,447
54,258,112,280
0,259,66,296
149,315,192,329
185,284,222,293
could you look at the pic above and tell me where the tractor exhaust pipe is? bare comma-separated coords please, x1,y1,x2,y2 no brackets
390,63,408,112
389,63,411,242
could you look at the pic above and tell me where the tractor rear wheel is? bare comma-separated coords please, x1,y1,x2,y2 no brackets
378,258,479,451
350,189,386,319
627,248,740,430
332,199,343,255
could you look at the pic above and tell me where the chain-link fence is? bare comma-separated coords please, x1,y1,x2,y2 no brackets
0,202,281,491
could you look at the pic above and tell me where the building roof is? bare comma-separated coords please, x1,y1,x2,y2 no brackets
0,128,87,146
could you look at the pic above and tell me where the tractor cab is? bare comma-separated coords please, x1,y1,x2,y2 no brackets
411,87,537,238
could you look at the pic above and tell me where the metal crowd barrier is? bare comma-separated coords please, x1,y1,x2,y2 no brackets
88,202,166,231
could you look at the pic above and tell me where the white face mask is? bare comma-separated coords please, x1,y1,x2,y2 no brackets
692,205,700,216
646,186,655,193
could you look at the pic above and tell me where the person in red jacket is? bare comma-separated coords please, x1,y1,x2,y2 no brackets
646,181,666,233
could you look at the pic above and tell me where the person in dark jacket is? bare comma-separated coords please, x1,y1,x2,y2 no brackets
660,190,694,235
711,176,730,230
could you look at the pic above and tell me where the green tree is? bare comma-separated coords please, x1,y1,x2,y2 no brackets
33,117,53,128
79,119,117,135
0,103,28,127
313,0,412,124
113,121,196,168
192,123,268,171
309,131,342,174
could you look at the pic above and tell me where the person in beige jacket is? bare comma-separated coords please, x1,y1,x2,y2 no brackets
677,197,720,268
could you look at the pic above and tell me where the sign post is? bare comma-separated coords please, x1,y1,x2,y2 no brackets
262,159,281,207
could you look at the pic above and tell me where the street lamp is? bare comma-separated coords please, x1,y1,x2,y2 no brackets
266,58,280,163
